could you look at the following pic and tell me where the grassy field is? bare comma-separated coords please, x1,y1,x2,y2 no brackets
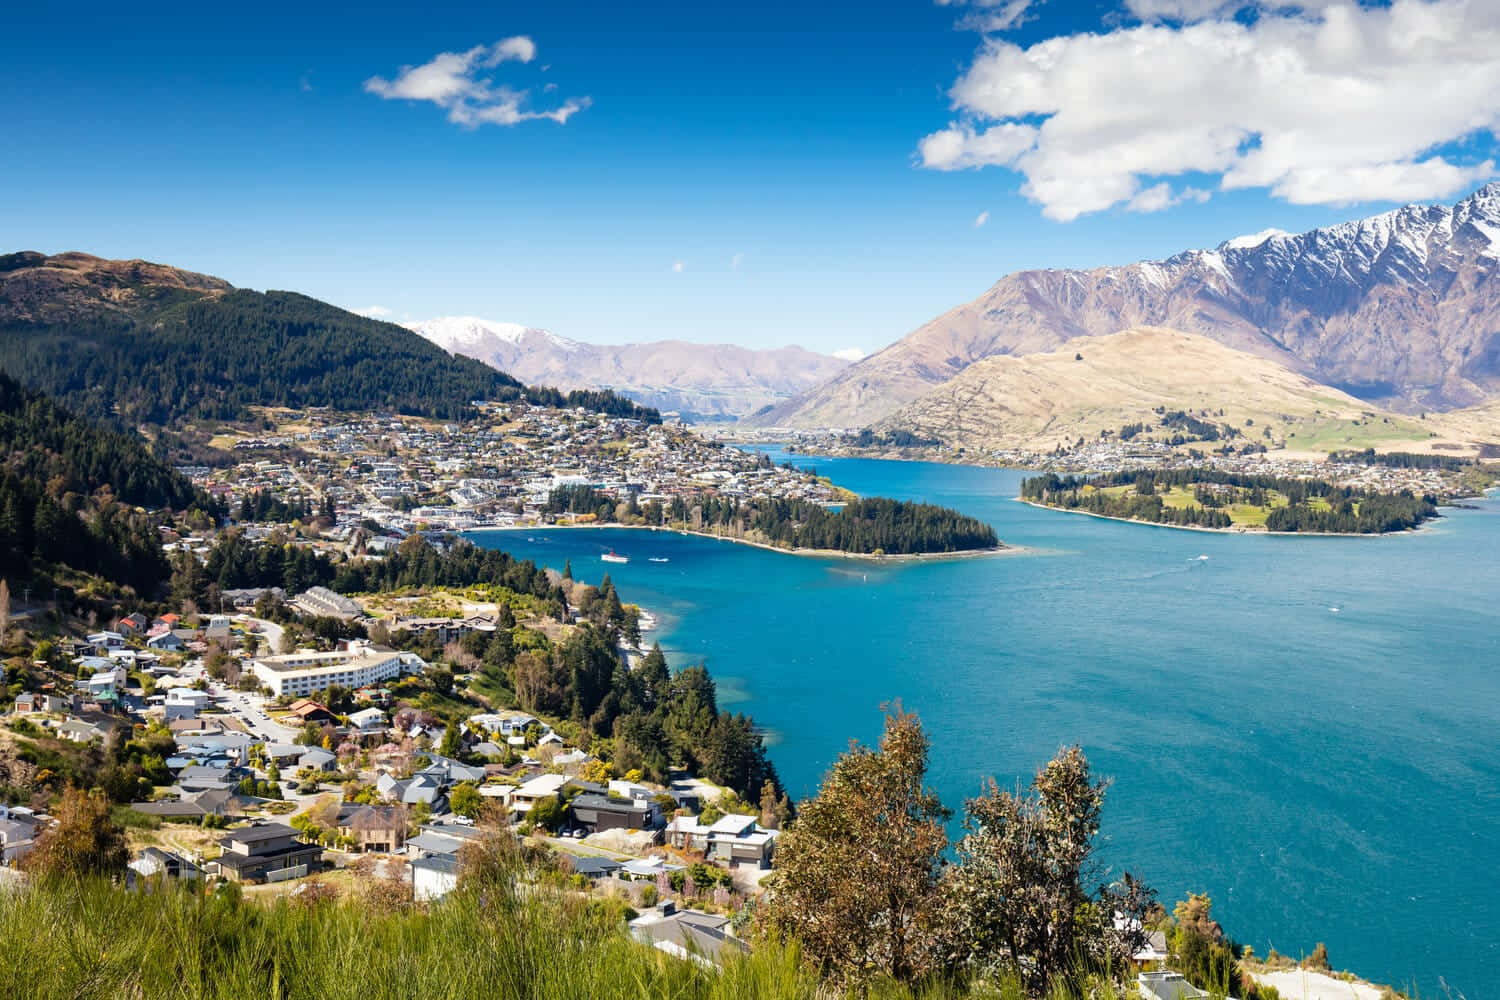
1277,415,1432,453
1092,484,1335,530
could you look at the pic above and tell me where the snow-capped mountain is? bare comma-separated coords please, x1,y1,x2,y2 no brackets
755,182,1500,428
408,316,852,421
410,316,582,359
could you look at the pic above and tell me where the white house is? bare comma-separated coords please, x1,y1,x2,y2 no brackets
411,854,459,902
164,687,210,710
86,631,125,651
630,902,746,969
466,710,539,738
663,813,778,870
86,667,129,698
508,773,569,818
348,707,387,732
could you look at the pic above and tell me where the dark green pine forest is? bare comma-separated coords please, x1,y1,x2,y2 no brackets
0,370,222,593
545,485,1000,555
0,254,657,427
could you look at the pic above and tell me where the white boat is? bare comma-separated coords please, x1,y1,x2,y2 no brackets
648,556,670,563
601,550,629,564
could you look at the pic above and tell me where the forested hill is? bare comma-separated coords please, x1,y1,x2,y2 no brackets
0,252,658,427
0,370,220,592
0,371,201,510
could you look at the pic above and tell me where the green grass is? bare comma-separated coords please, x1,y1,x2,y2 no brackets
1281,416,1429,452
0,875,817,1000
1093,484,1334,530
0,873,1123,1000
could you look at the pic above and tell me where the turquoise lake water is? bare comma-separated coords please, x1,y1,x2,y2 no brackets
471,452,1499,994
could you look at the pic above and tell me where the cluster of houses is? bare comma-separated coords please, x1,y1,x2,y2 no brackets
9,647,780,901
983,437,1478,499
179,402,844,539
7,607,781,966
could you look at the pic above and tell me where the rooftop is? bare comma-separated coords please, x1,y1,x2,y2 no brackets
222,822,299,845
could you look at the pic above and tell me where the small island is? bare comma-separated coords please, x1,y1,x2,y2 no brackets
1020,467,1441,534
546,486,1001,556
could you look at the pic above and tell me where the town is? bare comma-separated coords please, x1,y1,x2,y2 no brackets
0,400,862,966
3,597,778,966
183,402,844,538
728,428,1490,502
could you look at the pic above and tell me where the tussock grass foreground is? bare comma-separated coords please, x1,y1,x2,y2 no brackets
0,875,807,1000
0,875,1119,1000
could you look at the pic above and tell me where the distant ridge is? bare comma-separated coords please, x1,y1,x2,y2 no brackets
410,315,851,421
755,183,1500,429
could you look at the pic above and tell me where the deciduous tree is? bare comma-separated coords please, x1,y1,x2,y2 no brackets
941,746,1153,997
766,706,949,992
24,785,127,876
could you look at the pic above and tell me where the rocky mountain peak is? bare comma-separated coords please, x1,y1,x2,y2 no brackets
757,182,1500,429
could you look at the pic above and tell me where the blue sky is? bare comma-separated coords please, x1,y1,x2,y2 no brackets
4,0,1498,355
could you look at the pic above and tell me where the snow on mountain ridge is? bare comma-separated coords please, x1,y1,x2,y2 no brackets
1143,185,1500,294
409,316,580,353
1222,229,1292,250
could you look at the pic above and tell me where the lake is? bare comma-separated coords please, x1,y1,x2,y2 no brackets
470,451,1500,994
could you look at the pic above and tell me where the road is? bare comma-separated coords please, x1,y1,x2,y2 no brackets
234,614,284,656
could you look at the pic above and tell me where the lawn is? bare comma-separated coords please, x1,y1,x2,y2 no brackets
1281,415,1431,452
1096,483,1333,529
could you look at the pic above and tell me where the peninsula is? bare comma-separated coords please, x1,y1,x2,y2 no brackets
1020,467,1444,534
539,487,1002,557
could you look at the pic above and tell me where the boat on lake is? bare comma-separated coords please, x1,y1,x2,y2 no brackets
648,556,670,563
601,550,629,564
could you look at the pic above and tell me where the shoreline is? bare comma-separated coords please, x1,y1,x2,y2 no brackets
467,522,1024,562
1016,498,1434,538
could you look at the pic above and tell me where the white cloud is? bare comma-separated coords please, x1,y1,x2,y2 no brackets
919,0,1500,220
832,347,867,362
492,36,537,63
1126,183,1212,213
730,252,745,270
918,122,1037,170
672,260,685,273
364,37,589,128
936,0,1040,32
973,209,990,227
351,305,392,318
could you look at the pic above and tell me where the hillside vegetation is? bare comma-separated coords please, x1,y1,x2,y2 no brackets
0,872,821,1000
1022,468,1439,533
0,371,220,592
0,252,657,427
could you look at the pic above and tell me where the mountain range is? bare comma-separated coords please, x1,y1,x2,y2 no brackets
754,183,1500,432
409,316,851,421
